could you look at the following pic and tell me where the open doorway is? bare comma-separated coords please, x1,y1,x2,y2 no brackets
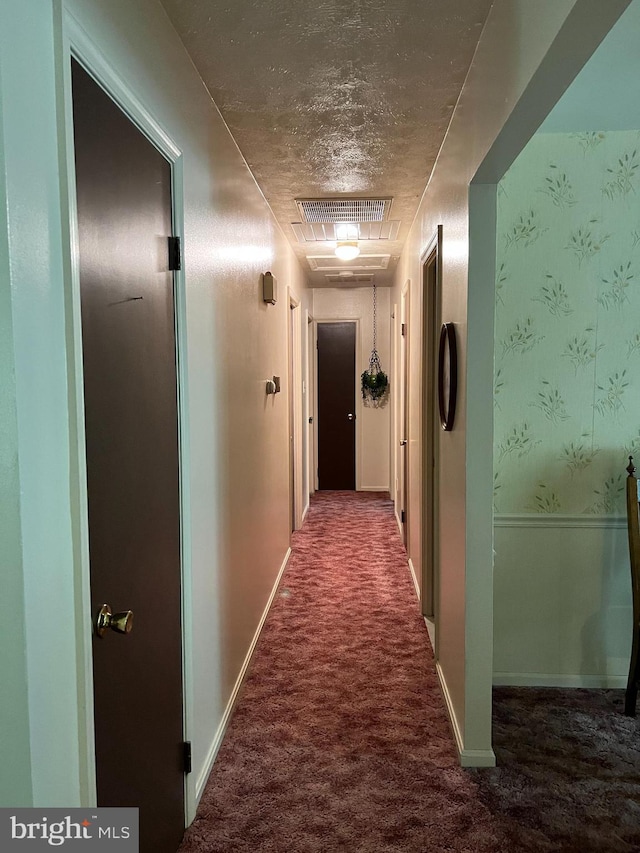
399,282,410,544
490,3,640,689
421,227,442,632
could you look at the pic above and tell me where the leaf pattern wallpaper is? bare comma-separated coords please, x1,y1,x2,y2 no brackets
494,131,640,515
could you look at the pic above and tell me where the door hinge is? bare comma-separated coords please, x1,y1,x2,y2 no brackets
183,741,192,774
401,509,406,523
168,236,182,271
401,323,406,336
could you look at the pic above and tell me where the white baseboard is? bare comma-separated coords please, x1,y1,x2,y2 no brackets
493,672,627,689
436,663,496,768
358,486,391,492
395,511,403,537
301,502,309,525
424,617,435,650
194,547,292,803
407,557,420,601
436,662,464,756
460,749,497,768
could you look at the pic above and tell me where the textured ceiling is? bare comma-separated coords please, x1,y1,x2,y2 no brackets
160,0,494,286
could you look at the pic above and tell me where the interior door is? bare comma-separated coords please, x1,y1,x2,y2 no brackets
400,288,410,544
317,322,356,489
422,230,441,620
72,60,185,853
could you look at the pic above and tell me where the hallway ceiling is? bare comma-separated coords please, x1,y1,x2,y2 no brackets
160,0,494,286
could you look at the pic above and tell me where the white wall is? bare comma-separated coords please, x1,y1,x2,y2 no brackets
0,0,309,814
390,0,631,766
494,519,630,686
0,50,32,806
312,287,391,492
0,0,83,805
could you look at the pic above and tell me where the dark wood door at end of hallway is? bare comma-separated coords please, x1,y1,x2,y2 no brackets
317,322,356,490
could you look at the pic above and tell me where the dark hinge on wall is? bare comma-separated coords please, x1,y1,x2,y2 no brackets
401,509,406,523
168,236,182,271
401,323,406,337
183,741,192,774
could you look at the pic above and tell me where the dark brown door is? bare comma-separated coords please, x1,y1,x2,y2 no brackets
422,236,440,619
400,290,410,544
317,322,356,489
72,60,184,853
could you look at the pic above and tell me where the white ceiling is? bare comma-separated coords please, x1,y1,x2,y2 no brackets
160,0,494,286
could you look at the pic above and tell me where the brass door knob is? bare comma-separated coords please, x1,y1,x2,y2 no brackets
96,604,134,638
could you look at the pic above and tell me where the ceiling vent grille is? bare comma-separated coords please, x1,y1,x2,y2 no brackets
291,221,400,244
307,254,390,272
326,273,375,285
296,198,392,223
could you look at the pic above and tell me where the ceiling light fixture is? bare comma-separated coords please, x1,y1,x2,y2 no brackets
335,241,360,261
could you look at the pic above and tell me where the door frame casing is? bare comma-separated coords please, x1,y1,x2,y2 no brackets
306,311,315,507
287,291,304,530
60,11,194,821
313,319,361,491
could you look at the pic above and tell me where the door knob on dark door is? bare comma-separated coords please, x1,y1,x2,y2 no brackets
347,413,355,421
96,604,134,638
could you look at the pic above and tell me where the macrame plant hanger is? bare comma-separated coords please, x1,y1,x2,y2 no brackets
361,280,389,407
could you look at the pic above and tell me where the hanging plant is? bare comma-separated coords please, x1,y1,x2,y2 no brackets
362,281,390,407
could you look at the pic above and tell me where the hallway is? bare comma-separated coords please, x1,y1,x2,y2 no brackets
179,492,504,852
4,0,637,836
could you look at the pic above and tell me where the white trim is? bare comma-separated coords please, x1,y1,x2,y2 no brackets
395,510,403,537
419,228,440,265
460,749,497,768
62,9,193,816
194,547,292,802
288,291,304,531
436,663,464,757
358,486,391,492
60,16,96,805
436,663,496,768
407,558,420,601
65,14,180,161
495,513,626,528
424,617,436,650
493,672,627,689
301,502,309,525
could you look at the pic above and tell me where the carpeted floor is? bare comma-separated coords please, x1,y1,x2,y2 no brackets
179,491,640,852
472,686,640,852
179,491,505,852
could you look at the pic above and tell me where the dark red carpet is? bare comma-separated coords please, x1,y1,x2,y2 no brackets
179,491,505,852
